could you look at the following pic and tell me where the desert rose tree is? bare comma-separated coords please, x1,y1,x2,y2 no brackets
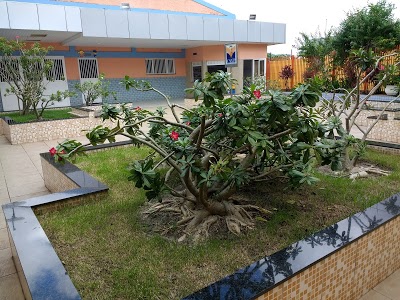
318,49,400,171
52,71,343,241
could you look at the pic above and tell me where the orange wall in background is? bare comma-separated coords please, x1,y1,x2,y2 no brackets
97,58,186,78
238,44,267,59
186,44,268,62
136,48,182,53
78,46,132,52
65,58,80,80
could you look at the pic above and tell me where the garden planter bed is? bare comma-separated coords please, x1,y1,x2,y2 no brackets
0,114,113,144
2,143,400,300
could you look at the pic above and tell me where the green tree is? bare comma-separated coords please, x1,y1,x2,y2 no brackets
53,72,343,241
74,74,116,106
333,0,400,64
0,38,73,119
296,30,334,82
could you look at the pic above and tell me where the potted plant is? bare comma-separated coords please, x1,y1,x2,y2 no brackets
381,64,400,96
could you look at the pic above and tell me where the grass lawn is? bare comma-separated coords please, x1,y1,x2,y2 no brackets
0,108,73,123
38,147,400,299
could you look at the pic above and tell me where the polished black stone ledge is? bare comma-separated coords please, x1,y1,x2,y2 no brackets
2,153,109,300
183,194,400,300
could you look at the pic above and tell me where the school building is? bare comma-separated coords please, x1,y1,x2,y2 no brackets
0,0,286,111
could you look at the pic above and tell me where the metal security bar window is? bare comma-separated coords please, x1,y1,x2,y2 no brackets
45,58,65,80
78,58,99,79
145,59,175,75
0,59,21,82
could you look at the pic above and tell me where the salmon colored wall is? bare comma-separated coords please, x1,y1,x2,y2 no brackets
238,44,267,59
96,58,186,78
186,47,205,62
61,0,223,15
136,48,182,53
65,58,80,80
78,46,132,52
186,44,268,62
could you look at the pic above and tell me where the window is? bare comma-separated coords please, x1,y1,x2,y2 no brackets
78,58,99,79
45,58,65,80
145,59,175,75
254,59,265,77
192,62,202,82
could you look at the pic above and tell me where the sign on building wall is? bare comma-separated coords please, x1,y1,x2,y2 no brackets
225,43,238,67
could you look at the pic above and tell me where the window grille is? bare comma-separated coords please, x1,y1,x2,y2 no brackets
45,58,65,80
145,59,175,75
78,58,99,79
0,59,21,82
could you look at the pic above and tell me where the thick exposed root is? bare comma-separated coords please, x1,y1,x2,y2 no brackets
143,198,265,243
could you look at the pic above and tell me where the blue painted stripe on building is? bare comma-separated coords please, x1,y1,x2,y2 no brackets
6,0,234,18
45,47,186,59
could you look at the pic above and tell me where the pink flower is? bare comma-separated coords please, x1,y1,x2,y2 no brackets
135,106,142,111
170,131,179,141
253,90,261,99
218,113,223,117
49,147,57,157
186,121,191,126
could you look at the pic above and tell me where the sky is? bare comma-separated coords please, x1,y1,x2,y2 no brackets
206,0,400,54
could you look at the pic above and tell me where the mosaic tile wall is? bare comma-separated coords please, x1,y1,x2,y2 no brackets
3,116,114,144
67,77,187,107
256,216,400,300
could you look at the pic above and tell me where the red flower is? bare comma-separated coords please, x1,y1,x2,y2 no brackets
186,121,191,126
135,106,142,111
49,147,57,157
218,113,223,117
253,90,261,99
170,131,179,141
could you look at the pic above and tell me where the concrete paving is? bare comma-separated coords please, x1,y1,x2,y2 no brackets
0,102,398,299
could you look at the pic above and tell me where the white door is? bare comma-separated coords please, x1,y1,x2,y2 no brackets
78,58,101,105
43,57,70,108
0,57,70,111
0,58,22,111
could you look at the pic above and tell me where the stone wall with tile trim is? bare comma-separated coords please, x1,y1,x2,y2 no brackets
3,116,114,144
255,216,400,300
41,158,79,193
33,192,108,215
1,118,11,141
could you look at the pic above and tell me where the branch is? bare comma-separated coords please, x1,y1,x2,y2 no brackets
172,103,194,113
153,152,175,169
268,129,293,140
196,116,206,149
148,117,193,132
189,119,214,141
250,164,293,180
362,95,400,141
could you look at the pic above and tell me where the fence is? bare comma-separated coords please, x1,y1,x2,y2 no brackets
266,47,399,91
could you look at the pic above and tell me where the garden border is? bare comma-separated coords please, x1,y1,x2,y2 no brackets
1,140,400,300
